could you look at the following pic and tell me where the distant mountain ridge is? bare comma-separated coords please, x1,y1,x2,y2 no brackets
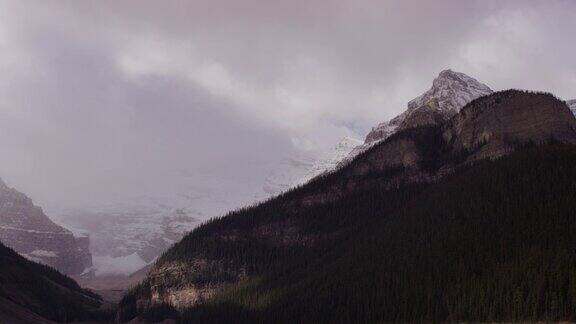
0,179,92,275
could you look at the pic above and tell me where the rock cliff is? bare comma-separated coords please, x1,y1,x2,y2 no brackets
0,179,92,275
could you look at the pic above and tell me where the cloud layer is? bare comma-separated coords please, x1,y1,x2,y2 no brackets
0,0,574,208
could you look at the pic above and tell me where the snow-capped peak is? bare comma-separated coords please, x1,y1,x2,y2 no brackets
410,69,493,113
365,69,493,144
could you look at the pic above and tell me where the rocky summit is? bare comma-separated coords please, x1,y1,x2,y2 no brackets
0,179,92,275
365,69,493,144
337,70,494,168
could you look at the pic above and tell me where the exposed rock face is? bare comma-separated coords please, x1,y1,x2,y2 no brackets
122,90,576,317
148,261,221,310
304,90,576,206
346,70,493,166
445,91,576,161
0,180,92,275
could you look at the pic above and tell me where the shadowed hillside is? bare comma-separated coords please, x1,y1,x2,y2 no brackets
0,242,112,322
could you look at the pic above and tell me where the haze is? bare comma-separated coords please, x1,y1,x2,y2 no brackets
0,0,574,213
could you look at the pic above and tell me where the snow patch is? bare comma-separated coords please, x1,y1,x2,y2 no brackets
567,99,576,116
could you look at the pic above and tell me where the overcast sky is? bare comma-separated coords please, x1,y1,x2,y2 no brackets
0,0,574,209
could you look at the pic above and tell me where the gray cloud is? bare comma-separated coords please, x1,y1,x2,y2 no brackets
0,0,574,209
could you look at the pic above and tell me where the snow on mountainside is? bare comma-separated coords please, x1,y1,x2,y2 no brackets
263,137,362,196
342,69,493,165
567,99,576,115
54,197,212,275
262,152,318,195
0,179,92,275
267,70,494,193
405,69,493,116
295,137,362,186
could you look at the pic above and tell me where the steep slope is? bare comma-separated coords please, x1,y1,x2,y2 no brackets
344,69,493,165
0,241,108,322
118,90,576,322
0,297,54,324
0,179,92,275
179,145,576,323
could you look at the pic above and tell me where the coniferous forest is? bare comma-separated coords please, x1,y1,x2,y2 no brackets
0,242,110,321
121,143,576,323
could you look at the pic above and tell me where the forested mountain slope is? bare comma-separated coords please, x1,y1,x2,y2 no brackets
0,242,109,322
175,144,576,323
119,90,576,323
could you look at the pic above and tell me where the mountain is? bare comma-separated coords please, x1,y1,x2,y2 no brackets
341,70,493,165
118,89,576,323
0,179,92,275
0,241,109,322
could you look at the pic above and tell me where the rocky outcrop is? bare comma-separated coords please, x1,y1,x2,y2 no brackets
444,91,576,161
0,179,92,275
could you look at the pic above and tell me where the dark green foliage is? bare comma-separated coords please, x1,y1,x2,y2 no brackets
0,243,111,322
136,144,576,323
141,303,179,322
